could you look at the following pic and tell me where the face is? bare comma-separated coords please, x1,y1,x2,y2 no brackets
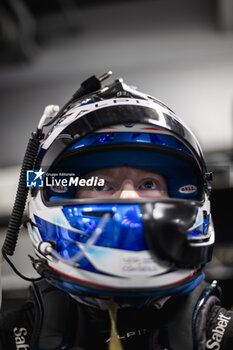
75,165,169,199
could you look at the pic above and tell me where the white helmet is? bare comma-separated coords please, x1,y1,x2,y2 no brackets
24,74,214,297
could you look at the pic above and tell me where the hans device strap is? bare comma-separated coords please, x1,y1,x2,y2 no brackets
160,280,221,350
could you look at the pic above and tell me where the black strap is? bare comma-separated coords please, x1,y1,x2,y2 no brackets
160,280,220,350
30,280,79,350
0,300,35,350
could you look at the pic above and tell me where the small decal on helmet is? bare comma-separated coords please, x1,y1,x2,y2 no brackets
121,255,158,274
51,185,68,193
124,124,135,128
179,185,197,194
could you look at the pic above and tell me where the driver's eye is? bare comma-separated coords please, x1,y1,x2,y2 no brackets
139,180,157,190
93,183,110,191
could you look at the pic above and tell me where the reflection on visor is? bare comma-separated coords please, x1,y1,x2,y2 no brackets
68,132,193,157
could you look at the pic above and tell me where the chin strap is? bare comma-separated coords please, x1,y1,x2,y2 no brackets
108,299,124,350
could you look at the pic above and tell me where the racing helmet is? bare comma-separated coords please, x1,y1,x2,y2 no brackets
26,74,214,298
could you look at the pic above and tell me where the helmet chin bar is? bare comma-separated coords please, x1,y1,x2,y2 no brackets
29,196,211,297
36,213,110,267
40,194,213,271
142,199,213,269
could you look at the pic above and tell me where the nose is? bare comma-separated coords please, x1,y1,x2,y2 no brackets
115,181,140,199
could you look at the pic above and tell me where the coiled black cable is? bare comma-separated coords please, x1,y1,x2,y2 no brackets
2,132,41,256
1,72,112,282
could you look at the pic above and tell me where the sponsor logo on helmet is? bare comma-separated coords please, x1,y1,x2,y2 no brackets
121,255,158,274
206,312,231,349
179,185,197,194
51,184,68,193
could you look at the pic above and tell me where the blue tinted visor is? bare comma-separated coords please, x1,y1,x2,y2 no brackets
45,132,203,202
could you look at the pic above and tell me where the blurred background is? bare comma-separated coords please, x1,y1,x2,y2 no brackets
1,0,233,310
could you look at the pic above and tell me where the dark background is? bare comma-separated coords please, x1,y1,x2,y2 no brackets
1,0,233,308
